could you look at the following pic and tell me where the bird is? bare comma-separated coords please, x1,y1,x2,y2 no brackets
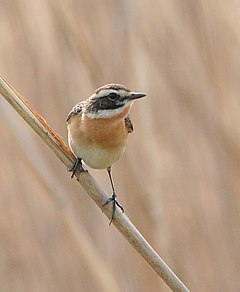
66,84,146,224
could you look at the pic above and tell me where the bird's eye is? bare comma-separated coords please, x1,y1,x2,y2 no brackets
108,92,118,101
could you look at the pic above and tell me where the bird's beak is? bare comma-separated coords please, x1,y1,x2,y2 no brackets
129,92,146,100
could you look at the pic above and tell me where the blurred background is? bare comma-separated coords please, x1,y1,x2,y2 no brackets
0,0,240,291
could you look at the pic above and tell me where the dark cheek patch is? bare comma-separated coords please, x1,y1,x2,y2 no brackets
97,99,123,111
87,97,124,113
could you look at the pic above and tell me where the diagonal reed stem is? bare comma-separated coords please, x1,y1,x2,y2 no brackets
0,76,189,292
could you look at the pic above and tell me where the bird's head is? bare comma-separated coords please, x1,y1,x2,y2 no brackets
85,84,146,118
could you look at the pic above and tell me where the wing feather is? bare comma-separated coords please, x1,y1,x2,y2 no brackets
124,115,133,133
66,101,84,123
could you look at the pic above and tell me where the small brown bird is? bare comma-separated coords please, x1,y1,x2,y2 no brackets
67,84,146,224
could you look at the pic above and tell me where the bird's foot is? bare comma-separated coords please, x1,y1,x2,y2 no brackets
68,157,87,178
103,193,124,225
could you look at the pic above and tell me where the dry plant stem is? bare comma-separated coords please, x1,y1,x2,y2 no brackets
0,76,189,292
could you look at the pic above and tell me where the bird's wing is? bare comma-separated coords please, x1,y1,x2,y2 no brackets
124,115,134,133
66,101,84,123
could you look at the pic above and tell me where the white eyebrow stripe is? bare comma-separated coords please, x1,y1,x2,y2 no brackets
92,89,131,99
94,89,119,98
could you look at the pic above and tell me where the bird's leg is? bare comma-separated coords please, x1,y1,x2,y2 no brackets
103,166,124,225
68,157,86,178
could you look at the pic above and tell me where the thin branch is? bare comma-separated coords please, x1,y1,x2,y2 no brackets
0,76,190,292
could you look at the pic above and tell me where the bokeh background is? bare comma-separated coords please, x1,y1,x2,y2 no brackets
0,1,240,291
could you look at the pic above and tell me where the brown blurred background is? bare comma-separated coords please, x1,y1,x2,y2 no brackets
0,0,240,291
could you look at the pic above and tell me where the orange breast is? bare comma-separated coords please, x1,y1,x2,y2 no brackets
67,106,132,168
68,106,130,150
83,118,128,148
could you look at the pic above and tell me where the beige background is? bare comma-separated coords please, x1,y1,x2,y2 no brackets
0,1,240,291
